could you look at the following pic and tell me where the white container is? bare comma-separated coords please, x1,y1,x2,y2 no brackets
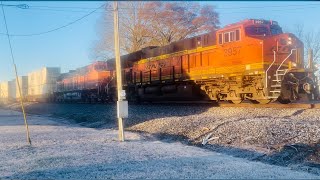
28,67,61,100
8,80,16,101
0,81,9,99
15,76,28,99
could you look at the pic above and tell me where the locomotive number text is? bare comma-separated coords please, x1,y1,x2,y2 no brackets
223,47,241,57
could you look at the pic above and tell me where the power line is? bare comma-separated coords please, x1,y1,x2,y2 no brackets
4,4,318,16
0,2,319,37
221,6,320,14
24,4,109,10
202,3,320,10
2,2,320,13
10,3,320,10
0,3,29,9
23,4,320,16
28,7,108,13
0,3,106,37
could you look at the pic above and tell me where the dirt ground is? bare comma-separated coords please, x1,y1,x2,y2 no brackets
2,102,320,175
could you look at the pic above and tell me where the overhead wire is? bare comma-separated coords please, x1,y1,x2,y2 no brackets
0,1,31,145
221,5,320,14
0,4,316,21
0,3,107,37
20,7,107,13
5,3,320,10
0,2,318,36
24,4,110,10
1,2,319,14
18,5,320,15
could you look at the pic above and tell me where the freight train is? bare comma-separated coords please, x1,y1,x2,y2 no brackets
1,19,318,104
54,19,319,104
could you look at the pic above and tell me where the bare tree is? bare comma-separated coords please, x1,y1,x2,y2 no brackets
118,2,150,53
294,24,320,64
139,2,220,46
305,30,320,63
92,1,148,60
92,2,220,60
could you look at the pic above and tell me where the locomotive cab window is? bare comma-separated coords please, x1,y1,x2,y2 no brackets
95,65,107,71
270,25,283,35
218,29,241,44
235,29,240,40
245,26,269,36
230,31,235,41
218,34,223,44
224,33,230,43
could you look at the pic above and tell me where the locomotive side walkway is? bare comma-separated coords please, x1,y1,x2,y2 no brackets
0,109,319,179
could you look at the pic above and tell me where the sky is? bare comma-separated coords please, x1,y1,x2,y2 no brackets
1,1,320,82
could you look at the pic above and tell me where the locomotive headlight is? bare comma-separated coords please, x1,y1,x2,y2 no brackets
292,62,297,67
288,37,292,45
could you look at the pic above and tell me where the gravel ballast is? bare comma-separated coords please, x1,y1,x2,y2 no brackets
1,109,320,179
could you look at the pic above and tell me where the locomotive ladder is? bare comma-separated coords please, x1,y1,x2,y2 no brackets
269,69,288,98
266,49,296,99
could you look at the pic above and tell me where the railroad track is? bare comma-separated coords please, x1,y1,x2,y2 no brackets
4,100,320,109
149,100,320,109
218,102,320,109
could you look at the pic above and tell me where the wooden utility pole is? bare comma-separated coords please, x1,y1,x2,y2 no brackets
113,1,127,142
1,2,31,145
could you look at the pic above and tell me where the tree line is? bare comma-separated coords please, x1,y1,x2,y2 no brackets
92,2,219,60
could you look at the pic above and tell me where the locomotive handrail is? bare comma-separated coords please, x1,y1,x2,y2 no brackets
276,49,296,74
265,50,277,88
105,76,114,96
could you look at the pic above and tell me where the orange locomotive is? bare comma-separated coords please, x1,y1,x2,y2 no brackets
122,19,318,104
54,51,142,102
55,61,114,102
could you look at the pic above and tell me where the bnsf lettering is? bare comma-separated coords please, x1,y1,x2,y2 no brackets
159,62,166,68
146,62,167,70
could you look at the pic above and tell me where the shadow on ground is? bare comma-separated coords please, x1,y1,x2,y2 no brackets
0,102,213,129
145,131,320,175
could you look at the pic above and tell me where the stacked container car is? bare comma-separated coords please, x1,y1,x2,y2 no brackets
27,67,61,102
8,80,16,102
0,80,17,103
0,81,9,104
15,76,28,101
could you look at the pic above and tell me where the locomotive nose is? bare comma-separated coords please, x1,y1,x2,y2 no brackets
278,33,301,47
274,33,302,54
272,33,304,68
